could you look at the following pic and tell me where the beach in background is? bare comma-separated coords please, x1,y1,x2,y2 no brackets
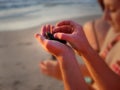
0,0,101,90
0,0,101,31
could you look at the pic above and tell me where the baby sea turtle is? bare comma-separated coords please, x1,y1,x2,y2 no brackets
46,32,66,44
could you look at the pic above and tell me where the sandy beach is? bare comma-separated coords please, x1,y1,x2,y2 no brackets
0,14,100,90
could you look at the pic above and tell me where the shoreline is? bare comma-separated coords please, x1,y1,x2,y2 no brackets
0,14,101,32
0,14,100,90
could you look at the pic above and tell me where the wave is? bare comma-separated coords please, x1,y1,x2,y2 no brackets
0,0,97,10
0,0,101,31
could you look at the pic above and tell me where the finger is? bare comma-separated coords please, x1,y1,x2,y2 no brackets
40,62,47,69
56,20,75,27
40,65,48,74
53,25,73,34
40,62,51,75
54,33,71,42
51,25,55,34
35,33,58,53
46,24,51,33
40,25,52,37
40,25,47,36
35,33,46,44
52,25,55,30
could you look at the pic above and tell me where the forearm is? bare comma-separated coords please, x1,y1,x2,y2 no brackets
56,54,89,90
79,62,91,77
80,46,120,90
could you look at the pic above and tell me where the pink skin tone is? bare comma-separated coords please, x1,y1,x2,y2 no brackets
35,24,89,90
35,0,120,89
53,20,120,90
53,21,90,54
35,19,120,90
40,60,62,80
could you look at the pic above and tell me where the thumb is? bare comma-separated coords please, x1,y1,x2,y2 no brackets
54,33,71,42
35,33,46,44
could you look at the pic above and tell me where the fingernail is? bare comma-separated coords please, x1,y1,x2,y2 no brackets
35,33,40,38
53,33,57,38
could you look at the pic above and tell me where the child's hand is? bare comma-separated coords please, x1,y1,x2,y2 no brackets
35,24,75,58
53,20,90,54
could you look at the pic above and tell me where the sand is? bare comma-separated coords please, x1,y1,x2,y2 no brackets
0,14,100,90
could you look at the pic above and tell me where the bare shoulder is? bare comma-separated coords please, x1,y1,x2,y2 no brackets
83,20,99,51
83,20,95,39
83,18,110,51
83,20,94,32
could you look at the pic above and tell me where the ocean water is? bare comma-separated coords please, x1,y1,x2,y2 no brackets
0,0,102,31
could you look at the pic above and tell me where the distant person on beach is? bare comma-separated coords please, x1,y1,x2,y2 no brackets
37,0,110,88
35,0,120,89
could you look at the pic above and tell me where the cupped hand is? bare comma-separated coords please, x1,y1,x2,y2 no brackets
40,60,62,80
53,20,90,54
35,24,74,57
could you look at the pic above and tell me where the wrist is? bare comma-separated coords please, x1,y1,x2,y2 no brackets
55,46,75,60
57,51,75,61
77,44,92,56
